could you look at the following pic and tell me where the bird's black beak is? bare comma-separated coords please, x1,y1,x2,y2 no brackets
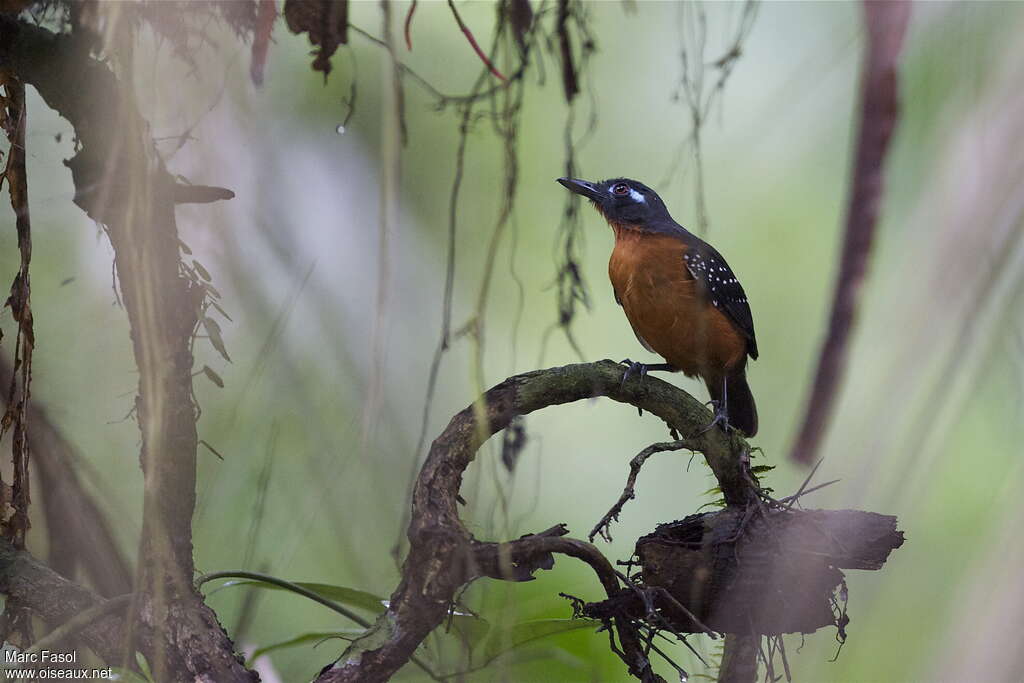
557,177,602,201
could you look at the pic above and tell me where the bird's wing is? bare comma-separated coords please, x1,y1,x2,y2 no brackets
614,288,656,352
682,243,759,360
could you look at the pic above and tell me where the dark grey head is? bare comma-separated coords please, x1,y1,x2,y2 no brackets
557,177,675,230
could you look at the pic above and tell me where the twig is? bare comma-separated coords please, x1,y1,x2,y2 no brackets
447,0,507,81
642,633,689,682
404,0,417,50
782,458,823,511
0,70,33,552
590,440,695,543
776,634,792,682
777,479,840,508
647,587,717,640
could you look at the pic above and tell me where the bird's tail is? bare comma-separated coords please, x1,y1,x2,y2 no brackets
708,371,758,438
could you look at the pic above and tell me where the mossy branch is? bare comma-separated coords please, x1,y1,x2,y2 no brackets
317,360,758,683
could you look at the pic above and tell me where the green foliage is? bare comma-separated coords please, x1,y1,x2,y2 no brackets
248,631,360,663
242,617,598,678
477,618,599,665
214,578,387,614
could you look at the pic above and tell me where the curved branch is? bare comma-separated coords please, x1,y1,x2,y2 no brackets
590,439,697,543
318,360,755,683
477,531,666,682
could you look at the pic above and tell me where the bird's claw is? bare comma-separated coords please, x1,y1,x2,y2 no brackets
698,400,734,436
619,358,649,388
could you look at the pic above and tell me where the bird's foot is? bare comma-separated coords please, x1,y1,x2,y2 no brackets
619,358,650,388
698,400,734,436
618,359,675,388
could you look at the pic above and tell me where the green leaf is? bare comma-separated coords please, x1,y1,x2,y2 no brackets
750,465,776,474
178,239,193,255
479,618,599,663
201,365,224,388
134,652,156,683
202,317,232,363
248,631,359,663
445,612,490,647
221,580,387,614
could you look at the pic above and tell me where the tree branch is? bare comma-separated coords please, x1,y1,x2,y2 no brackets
0,16,254,682
317,360,757,683
718,634,759,683
790,1,911,465
0,537,125,663
590,439,697,543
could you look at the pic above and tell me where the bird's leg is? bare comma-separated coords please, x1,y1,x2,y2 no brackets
618,359,674,388
700,377,733,435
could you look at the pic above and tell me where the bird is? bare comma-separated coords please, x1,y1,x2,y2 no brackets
557,176,758,437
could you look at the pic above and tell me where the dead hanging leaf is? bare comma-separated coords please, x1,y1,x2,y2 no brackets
192,260,211,282
556,0,578,103
508,0,533,56
208,299,232,322
200,365,224,388
501,416,528,472
283,0,349,78
202,317,232,363
250,0,277,86
171,183,235,204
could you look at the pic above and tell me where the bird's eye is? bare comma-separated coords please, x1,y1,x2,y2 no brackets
612,183,630,196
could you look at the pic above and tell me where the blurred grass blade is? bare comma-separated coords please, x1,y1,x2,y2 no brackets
480,618,599,662
248,630,360,663
219,579,386,613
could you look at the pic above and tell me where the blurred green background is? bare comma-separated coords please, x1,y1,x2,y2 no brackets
5,1,1024,681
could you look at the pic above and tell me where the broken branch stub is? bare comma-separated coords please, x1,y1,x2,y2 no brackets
632,507,904,635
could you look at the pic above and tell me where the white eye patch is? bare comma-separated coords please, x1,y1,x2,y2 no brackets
628,188,646,203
